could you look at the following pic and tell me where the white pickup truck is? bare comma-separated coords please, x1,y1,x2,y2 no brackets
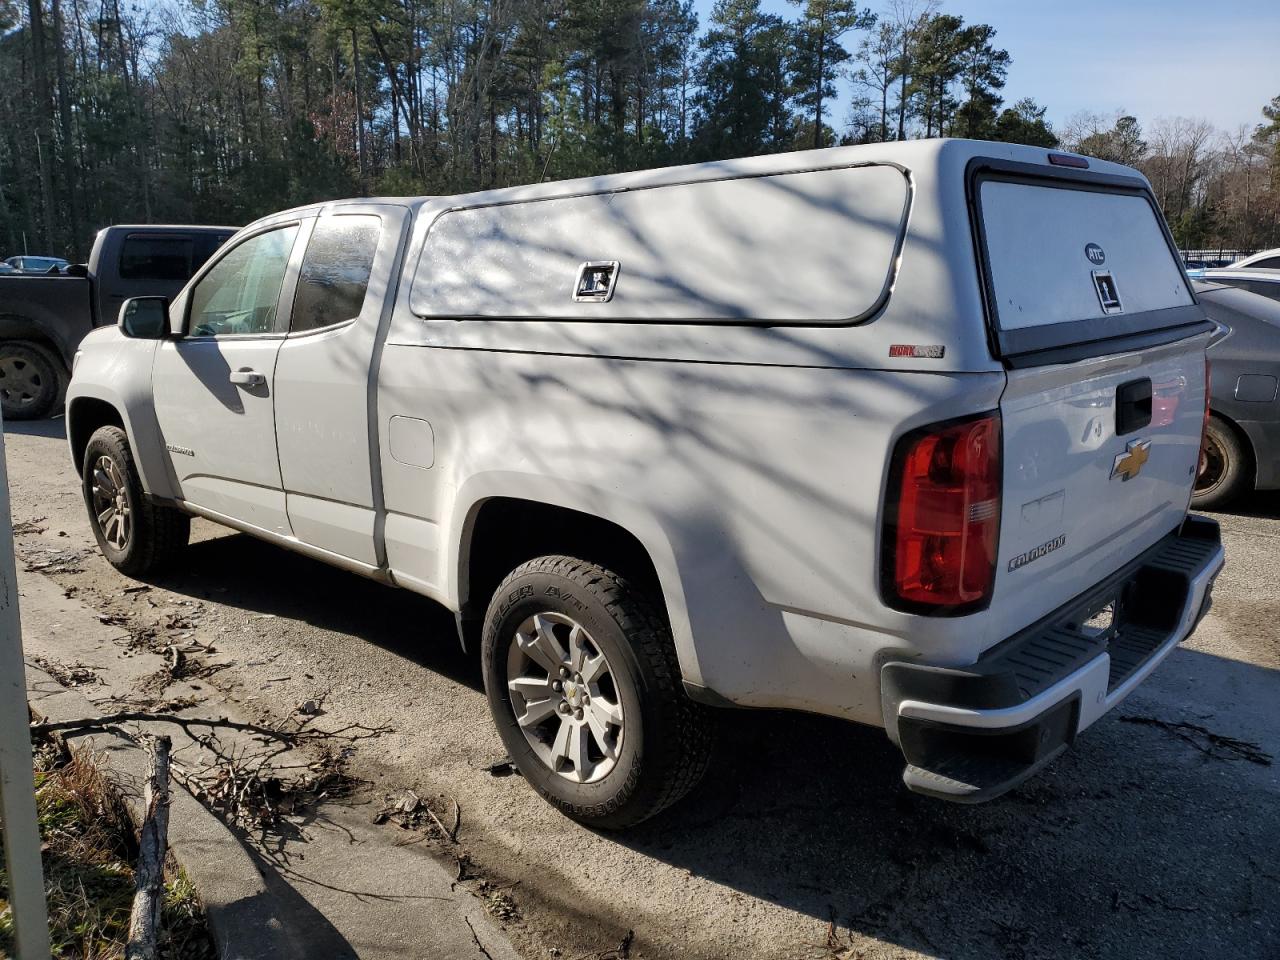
67,140,1225,827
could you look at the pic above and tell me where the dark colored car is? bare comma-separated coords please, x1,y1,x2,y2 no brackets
0,225,235,419
1192,280,1280,508
1198,268,1280,306
5,255,70,274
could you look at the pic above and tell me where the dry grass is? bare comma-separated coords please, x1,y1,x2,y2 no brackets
0,742,214,959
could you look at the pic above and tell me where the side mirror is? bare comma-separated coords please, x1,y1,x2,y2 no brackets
118,297,170,339
65,262,88,278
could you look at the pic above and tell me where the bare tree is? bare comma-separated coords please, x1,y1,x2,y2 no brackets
852,19,899,142
888,0,939,140
1143,116,1216,228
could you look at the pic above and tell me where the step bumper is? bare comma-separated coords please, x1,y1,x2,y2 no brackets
880,514,1225,803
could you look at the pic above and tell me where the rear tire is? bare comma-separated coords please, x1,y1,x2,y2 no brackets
481,555,714,829
1192,416,1249,510
82,425,190,577
0,340,64,420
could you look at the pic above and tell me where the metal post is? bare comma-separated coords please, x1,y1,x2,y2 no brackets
0,414,52,959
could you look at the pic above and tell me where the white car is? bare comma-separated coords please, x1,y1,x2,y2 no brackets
66,140,1224,827
1230,248,1280,270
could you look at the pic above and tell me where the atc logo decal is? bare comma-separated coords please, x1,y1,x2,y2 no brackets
1085,243,1106,265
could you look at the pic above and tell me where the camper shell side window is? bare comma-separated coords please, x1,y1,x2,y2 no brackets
408,163,913,326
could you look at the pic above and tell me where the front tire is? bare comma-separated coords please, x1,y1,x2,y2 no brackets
82,426,190,577
0,340,64,420
481,556,714,829
1192,416,1249,510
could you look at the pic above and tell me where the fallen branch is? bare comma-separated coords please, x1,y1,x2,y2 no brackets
126,735,172,960
31,711,295,743
463,915,495,960
33,712,385,837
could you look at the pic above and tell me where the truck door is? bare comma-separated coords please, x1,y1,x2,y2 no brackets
152,221,307,535
272,204,409,568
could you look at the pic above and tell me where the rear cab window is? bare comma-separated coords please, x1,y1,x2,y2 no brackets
119,232,234,282
120,235,194,280
971,160,1204,364
291,215,381,332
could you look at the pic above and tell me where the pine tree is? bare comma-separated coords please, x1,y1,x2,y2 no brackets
788,0,875,148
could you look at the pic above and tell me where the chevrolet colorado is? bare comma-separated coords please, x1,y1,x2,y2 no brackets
66,140,1224,827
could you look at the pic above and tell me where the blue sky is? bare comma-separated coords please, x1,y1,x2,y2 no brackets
690,0,1280,135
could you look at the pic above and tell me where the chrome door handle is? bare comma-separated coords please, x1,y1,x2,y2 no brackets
229,368,266,387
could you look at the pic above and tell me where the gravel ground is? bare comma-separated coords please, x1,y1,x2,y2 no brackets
7,417,1279,960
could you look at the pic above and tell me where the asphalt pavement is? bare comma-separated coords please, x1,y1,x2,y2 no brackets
7,416,1278,960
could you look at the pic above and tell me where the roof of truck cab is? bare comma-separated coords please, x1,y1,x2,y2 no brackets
241,139,1146,232
100,224,239,233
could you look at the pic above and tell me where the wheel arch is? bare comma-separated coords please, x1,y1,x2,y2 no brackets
1209,410,1257,489
0,314,76,367
450,483,703,688
65,382,180,501
67,396,126,476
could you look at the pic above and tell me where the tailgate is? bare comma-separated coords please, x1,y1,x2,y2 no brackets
996,335,1208,617
971,162,1211,623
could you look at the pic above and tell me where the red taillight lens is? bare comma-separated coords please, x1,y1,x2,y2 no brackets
884,413,1001,614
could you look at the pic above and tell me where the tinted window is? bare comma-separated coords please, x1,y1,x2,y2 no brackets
193,233,234,274
189,226,299,337
291,215,381,332
1244,280,1280,303
1246,257,1280,269
1216,277,1280,304
120,235,193,280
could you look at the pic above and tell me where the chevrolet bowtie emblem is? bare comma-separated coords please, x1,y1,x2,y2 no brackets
1111,438,1151,482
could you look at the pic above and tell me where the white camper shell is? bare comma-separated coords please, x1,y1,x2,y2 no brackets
67,139,1223,824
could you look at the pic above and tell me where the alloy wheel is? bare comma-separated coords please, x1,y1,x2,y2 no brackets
91,454,131,551
506,612,625,784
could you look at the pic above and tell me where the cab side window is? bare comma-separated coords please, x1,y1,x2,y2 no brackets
290,215,381,333
119,235,193,281
188,225,299,337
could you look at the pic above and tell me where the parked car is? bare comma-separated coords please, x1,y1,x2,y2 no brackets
67,140,1224,826
1230,248,1280,270
0,225,235,419
1194,268,1280,306
4,255,70,274
1191,280,1280,508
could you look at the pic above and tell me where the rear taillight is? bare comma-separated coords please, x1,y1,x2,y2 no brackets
883,413,1001,614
